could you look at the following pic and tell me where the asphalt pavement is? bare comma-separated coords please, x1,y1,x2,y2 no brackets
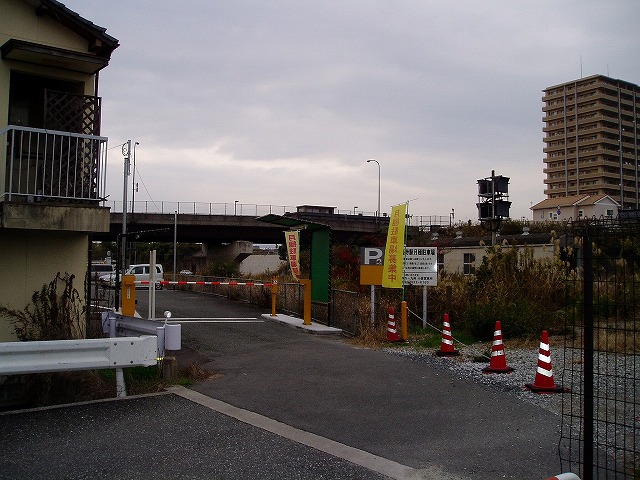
0,289,566,479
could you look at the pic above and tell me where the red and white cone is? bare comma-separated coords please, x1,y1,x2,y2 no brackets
482,321,514,373
386,307,400,342
435,313,459,356
545,473,581,480
525,330,568,393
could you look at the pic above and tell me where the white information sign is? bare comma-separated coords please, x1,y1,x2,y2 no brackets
403,247,438,286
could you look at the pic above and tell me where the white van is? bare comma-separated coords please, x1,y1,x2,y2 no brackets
99,263,164,289
90,263,115,282
125,264,164,289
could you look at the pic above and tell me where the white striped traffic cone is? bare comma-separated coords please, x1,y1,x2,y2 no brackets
525,330,567,393
386,307,400,342
482,321,514,373
545,473,581,480
435,313,459,356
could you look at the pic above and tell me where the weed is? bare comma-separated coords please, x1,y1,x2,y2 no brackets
0,272,84,341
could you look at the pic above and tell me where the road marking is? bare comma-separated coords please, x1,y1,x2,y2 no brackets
168,386,467,480
168,318,263,323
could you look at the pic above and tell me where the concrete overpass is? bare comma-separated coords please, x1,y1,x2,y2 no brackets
94,211,392,245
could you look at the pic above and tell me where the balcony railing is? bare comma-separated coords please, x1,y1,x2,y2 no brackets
1,125,107,204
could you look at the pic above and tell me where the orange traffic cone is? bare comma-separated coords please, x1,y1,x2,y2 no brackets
435,313,459,356
386,307,400,342
525,330,568,393
482,321,514,373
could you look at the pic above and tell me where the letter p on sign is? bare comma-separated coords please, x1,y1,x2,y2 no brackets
361,247,385,265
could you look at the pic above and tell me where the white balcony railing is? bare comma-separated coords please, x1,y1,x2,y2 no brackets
1,125,108,203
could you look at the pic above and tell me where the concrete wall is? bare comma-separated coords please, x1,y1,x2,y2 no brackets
239,254,285,276
0,230,88,341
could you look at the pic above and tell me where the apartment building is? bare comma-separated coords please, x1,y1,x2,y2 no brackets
542,75,640,210
0,0,118,340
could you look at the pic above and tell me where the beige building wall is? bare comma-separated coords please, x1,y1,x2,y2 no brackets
0,0,95,123
0,1,112,340
0,0,88,51
0,230,88,340
442,242,557,275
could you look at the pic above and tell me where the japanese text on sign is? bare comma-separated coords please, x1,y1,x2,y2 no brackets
403,246,438,286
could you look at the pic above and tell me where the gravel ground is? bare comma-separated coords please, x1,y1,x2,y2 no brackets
384,340,566,416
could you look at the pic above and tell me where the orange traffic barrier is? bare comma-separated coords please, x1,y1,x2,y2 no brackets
525,330,568,393
482,321,514,374
435,313,459,356
386,307,400,342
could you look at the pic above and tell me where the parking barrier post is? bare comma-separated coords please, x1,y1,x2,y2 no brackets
300,279,312,325
271,277,278,317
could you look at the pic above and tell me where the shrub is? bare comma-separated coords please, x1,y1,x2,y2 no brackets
0,272,85,341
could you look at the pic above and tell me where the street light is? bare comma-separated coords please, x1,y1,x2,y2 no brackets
367,159,380,217
132,142,139,214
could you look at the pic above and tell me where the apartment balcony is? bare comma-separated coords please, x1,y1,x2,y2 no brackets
0,125,110,233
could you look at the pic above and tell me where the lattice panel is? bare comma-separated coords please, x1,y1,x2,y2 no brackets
41,91,101,201
44,90,101,135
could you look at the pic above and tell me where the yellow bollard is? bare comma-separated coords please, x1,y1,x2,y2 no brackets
121,274,136,316
300,279,312,325
271,276,278,317
401,300,408,341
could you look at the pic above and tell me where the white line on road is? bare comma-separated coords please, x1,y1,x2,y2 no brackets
168,318,263,323
168,386,469,480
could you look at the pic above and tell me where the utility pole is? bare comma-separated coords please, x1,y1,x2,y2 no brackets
121,140,131,285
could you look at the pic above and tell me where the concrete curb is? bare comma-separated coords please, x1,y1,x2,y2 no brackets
261,313,342,335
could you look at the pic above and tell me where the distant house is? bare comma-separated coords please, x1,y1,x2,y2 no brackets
0,0,119,340
296,205,337,215
430,231,559,275
530,194,619,222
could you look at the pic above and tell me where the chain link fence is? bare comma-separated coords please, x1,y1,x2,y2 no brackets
561,217,639,479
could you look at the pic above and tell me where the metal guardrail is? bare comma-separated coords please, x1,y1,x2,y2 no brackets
0,336,157,375
101,311,181,359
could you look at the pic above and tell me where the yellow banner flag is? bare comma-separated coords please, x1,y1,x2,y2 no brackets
285,230,301,281
382,203,406,288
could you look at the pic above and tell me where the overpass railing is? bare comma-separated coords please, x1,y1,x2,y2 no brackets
106,201,451,227
107,201,299,216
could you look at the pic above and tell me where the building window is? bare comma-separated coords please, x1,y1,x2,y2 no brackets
607,209,614,217
463,253,475,275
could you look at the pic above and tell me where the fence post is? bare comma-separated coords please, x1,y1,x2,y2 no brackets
582,234,594,479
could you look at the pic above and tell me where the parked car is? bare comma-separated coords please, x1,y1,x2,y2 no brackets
98,264,164,289
91,263,115,282
179,270,193,275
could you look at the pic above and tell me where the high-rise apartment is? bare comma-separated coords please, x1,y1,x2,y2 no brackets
542,75,640,210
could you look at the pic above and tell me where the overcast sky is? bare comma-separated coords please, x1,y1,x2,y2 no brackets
65,1,640,223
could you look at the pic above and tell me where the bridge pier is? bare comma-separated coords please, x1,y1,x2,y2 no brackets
202,240,253,264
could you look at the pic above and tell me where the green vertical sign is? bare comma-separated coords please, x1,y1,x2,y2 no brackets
310,229,330,302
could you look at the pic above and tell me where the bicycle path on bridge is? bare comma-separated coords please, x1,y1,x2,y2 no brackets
0,290,564,479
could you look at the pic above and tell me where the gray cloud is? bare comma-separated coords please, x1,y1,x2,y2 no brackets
70,0,640,221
